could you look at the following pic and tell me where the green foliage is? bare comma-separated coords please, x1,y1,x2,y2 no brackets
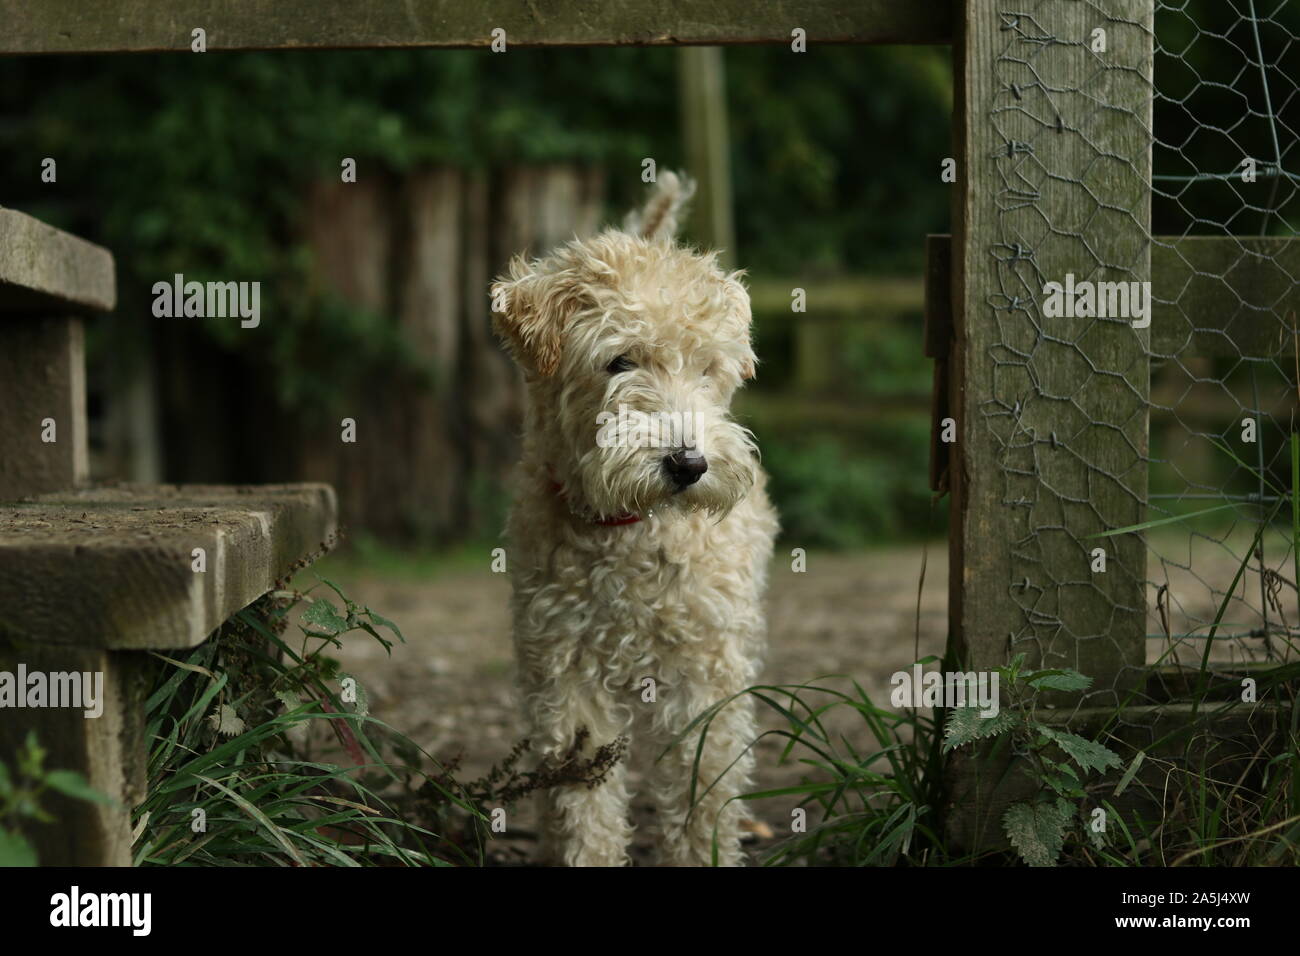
1003,800,1072,869
760,427,942,548
727,46,951,273
1024,669,1092,693
716,677,951,866
942,706,1018,748
0,45,951,407
728,659,1297,867
942,655,1122,867
0,732,112,866
134,581,485,866
1151,1,1300,237
1038,726,1123,777
135,575,627,866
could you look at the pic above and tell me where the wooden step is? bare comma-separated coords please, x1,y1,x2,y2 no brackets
0,483,337,649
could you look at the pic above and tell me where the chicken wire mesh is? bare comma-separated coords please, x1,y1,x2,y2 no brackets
1148,0,1299,675
983,0,1298,715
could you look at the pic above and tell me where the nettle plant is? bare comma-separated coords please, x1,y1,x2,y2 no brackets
942,654,1122,866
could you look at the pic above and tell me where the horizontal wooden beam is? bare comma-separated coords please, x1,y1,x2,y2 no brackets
749,275,924,316
736,392,929,429
926,234,1299,360
0,209,115,313
0,0,953,54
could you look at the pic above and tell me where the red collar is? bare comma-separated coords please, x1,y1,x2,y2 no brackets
546,471,642,527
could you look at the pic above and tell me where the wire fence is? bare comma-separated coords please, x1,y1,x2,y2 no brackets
1148,0,1298,673
986,0,1298,718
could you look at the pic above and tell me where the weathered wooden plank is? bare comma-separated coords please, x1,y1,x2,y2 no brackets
949,1,1152,706
0,0,954,54
927,234,1300,359
0,483,336,649
0,209,116,313
924,233,952,358
0,318,88,499
0,483,336,863
399,167,462,538
748,276,924,316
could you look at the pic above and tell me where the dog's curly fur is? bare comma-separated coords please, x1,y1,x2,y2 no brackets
491,173,778,866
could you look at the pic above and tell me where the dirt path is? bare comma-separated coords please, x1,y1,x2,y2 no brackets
307,531,1299,864
311,544,949,863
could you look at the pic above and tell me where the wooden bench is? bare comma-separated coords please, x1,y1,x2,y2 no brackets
0,207,336,865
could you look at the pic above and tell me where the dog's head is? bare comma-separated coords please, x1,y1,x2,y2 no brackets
491,172,759,521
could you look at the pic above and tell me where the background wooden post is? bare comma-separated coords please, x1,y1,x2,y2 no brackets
949,3,1154,699
679,46,736,268
0,209,110,500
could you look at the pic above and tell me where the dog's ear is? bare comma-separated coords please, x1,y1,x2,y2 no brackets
624,171,696,241
490,255,584,378
721,270,758,381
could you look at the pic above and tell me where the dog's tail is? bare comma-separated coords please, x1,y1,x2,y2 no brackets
623,171,696,241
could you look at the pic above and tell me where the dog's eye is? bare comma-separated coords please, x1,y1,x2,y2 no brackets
606,355,635,374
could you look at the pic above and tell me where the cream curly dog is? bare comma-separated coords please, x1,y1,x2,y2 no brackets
491,173,777,866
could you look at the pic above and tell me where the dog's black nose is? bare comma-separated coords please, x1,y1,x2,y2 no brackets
664,448,708,488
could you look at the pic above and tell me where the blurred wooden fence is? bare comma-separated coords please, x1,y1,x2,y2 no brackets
742,274,932,462
143,160,932,545
154,164,605,544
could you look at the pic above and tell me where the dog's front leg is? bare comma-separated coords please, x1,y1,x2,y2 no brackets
528,690,635,867
537,757,632,867
648,683,757,867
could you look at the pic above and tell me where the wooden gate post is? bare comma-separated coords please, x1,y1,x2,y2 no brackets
951,1,1154,693
947,1,1154,845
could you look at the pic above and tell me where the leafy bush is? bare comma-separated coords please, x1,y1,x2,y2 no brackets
761,428,942,548
733,678,950,866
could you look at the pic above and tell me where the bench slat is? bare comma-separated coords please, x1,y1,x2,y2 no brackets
0,209,116,314
0,483,337,649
